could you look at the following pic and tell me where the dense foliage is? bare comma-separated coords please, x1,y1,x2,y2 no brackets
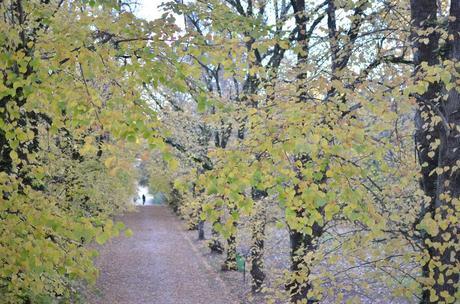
150,0,459,303
0,0,181,302
1,0,458,303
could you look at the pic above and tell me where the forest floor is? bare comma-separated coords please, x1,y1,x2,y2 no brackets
86,205,238,304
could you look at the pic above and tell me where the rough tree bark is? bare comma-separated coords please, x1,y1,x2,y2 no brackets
209,216,224,254
410,1,459,303
286,156,324,303
285,1,367,302
249,188,267,292
221,213,238,271
197,219,205,240
285,0,327,302
286,227,322,303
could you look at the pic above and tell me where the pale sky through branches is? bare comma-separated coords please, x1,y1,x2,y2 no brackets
135,0,166,21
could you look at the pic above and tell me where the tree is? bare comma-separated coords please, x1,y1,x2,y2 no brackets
409,0,459,302
0,1,180,301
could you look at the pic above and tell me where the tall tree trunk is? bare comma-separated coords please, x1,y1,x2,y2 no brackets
209,217,224,254
410,1,460,303
197,219,205,240
249,188,267,292
0,0,44,191
286,222,322,303
222,205,238,271
291,0,308,102
286,230,311,302
221,231,238,271
285,1,328,302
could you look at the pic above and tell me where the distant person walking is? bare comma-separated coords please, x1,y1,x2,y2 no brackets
142,194,146,205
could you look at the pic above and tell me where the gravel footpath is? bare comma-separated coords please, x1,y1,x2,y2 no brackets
88,205,237,304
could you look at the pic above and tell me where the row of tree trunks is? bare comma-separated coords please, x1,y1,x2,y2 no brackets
286,0,367,302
